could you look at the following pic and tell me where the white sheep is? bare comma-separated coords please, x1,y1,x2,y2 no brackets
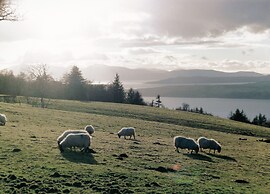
197,137,221,153
117,127,136,139
59,133,92,152
174,136,199,154
84,125,95,135
57,129,91,145
0,114,7,126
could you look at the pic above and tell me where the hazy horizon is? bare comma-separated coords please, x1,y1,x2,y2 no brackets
1,0,270,74
1,64,267,83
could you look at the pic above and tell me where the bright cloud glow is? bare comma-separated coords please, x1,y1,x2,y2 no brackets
0,0,270,75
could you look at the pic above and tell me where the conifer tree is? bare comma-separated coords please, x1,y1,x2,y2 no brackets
63,66,86,100
110,73,125,103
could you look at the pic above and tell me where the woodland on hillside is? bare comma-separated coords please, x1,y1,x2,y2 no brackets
0,65,145,106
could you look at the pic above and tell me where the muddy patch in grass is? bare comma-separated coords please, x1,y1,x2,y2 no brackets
257,139,270,143
12,148,22,152
113,153,129,160
145,166,178,173
234,179,249,184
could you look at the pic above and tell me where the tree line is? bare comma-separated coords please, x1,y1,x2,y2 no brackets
229,108,270,128
175,102,212,116
0,65,145,106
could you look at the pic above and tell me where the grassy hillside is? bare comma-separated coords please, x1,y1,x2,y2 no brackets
0,100,270,193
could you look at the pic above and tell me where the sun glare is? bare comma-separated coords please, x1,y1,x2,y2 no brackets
19,0,127,40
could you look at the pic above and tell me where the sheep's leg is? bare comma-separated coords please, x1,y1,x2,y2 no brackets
214,150,216,154
176,147,179,153
124,136,126,139
84,147,90,153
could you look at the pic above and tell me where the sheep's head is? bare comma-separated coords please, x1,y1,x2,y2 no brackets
117,133,121,138
85,125,94,134
217,145,221,153
195,145,199,154
58,144,64,152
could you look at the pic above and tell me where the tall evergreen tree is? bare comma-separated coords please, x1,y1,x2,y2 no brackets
134,91,145,105
126,88,145,105
63,66,86,100
126,88,135,104
110,73,125,103
252,113,267,126
229,109,250,123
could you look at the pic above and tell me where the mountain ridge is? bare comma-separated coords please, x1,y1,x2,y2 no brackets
4,64,265,83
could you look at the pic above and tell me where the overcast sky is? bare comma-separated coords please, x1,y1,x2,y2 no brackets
0,0,270,74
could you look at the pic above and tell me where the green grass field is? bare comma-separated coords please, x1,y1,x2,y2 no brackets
0,99,270,193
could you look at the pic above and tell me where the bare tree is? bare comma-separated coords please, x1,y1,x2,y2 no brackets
28,64,53,81
27,64,53,108
0,0,17,21
182,103,190,111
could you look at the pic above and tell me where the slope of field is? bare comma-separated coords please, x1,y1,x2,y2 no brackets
0,100,270,193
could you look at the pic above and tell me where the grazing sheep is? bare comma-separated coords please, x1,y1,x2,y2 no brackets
59,133,92,152
117,127,136,139
197,137,221,153
84,125,95,135
0,114,7,126
57,129,91,145
174,136,199,154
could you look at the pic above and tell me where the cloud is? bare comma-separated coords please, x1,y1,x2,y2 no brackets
21,50,74,64
128,0,270,38
201,56,208,60
3,0,270,44
125,47,160,55
78,53,109,61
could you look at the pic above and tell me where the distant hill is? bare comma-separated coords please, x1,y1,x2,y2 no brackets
147,75,270,85
139,81,270,99
167,69,263,78
83,66,266,83
82,65,169,83
5,64,266,84
5,64,170,82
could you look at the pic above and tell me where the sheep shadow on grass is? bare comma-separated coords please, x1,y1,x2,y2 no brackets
183,153,214,163
61,151,98,164
206,153,237,162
